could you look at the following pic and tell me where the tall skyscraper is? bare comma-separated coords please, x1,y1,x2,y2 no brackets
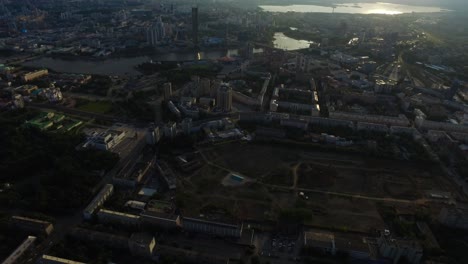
192,6,198,47
163,82,172,100
147,16,165,46
217,84,232,112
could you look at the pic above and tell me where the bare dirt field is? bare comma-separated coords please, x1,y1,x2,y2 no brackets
172,141,460,232
198,142,457,201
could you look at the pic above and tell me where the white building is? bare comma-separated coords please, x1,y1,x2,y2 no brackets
83,130,126,151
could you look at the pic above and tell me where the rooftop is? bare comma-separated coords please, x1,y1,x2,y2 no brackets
39,254,86,264
98,209,140,219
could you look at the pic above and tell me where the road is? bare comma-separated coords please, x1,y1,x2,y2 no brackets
263,183,429,205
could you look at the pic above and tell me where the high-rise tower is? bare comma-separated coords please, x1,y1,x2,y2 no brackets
192,6,198,47
217,84,232,112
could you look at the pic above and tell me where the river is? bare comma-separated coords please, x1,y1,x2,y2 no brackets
260,2,449,14
22,41,303,76
22,49,243,76
273,32,314,51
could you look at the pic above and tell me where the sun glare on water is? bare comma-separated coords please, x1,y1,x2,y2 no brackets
367,9,403,15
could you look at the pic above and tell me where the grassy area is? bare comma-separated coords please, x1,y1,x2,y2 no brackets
77,101,113,114
263,166,294,186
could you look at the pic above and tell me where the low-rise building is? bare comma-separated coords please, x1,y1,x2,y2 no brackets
70,227,128,249
83,184,114,220
182,216,243,238
390,126,418,136
22,69,48,82
418,120,468,134
125,200,147,211
330,112,410,127
128,232,156,257
377,233,422,264
2,236,36,264
140,211,181,229
113,155,156,188
439,204,468,230
37,255,85,264
97,209,141,226
304,231,336,255
82,130,126,151
11,216,54,236
156,161,177,190
357,122,389,133
304,230,375,261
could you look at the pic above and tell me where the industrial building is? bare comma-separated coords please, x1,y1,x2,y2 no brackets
83,184,114,219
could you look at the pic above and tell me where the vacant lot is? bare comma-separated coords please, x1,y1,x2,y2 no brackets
297,163,337,189
200,142,457,201
179,141,460,232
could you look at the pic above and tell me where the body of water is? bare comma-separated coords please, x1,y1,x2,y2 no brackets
260,2,449,15
273,32,314,50
22,49,245,76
